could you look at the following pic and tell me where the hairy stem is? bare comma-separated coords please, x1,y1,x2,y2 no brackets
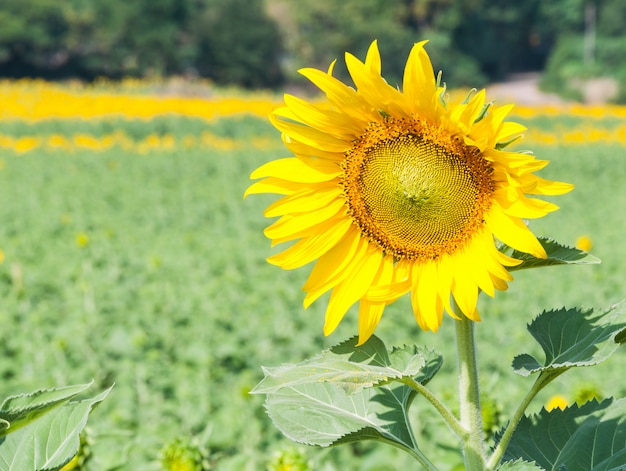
455,313,486,470
487,369,565,469
400,377,466,438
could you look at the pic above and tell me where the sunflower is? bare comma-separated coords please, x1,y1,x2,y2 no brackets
247,40,573,344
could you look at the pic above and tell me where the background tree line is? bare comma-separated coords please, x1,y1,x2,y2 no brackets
0,0,624,100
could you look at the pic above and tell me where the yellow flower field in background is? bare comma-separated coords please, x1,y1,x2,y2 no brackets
2,127,625,154
2,79,626,122
0,132,280,154
4,125,624,154
0,79,279,121
1,79,625,154
524,125,626,145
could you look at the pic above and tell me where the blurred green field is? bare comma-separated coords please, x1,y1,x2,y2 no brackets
0,114,624,470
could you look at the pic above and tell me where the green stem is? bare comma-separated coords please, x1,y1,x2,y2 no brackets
385,439,439,471
486,369,565,469
400,377,466,438
407,450,439,471
455,312,486,470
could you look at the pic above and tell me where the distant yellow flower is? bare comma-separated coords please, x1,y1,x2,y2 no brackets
545,394,569,411
60,455,79,471
575,235,593,252
47,134,71,150
0,249,5,264
14,136,40,153
183,135,197,149
60,430,91,470
162,134,176,150
160,438,205,471
574,383,603,405
268,447,311,471
75,232,90,248
248,40,573,344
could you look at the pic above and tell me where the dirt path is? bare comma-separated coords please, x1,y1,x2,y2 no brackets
485,72,566,105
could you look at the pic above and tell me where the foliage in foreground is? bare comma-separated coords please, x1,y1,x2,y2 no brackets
0,383,110,470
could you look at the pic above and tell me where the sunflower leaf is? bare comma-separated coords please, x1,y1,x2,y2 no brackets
0,382,94,438
389,345,443,386
512,302,626,376
0,384,111,471
252,336,443,454
496,459,544,471
500,398,626,470
252,335,441,395
263,381,420,450
506,237,600,272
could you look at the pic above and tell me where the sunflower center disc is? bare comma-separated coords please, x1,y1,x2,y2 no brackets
343,122,493,260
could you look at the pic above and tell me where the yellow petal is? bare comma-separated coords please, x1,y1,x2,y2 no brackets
365,40,382,74
267,217,352,269
461,241,496,297
264,185,341,218
364,258,412,303
494,186,560,219
496,121,527,142
269,114,351,153
264,198,345,240
303,230,363,306
283,135,344,161
250,157,341,182
451,271,480,322
484,202,547,258
402,40,437,119
323,243,381,335
474,231,517,278
357,254,395,344
345,51,405,116
357,301,385,345
244,177,305,197
490,103,515,129
412,262,444,332
455,89,486,131
526,177,575,196
434,256,456,318
298,68,377,123
491,273,509,291
282,94,362,136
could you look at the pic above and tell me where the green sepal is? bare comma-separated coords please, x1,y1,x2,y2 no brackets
505,237,600,273
252,336,442,453
512,302,626,376
474,101,494,124
462,88,478,104
495,135,523,150
436,71,448,109
501,398,626,470
0,383,112,471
